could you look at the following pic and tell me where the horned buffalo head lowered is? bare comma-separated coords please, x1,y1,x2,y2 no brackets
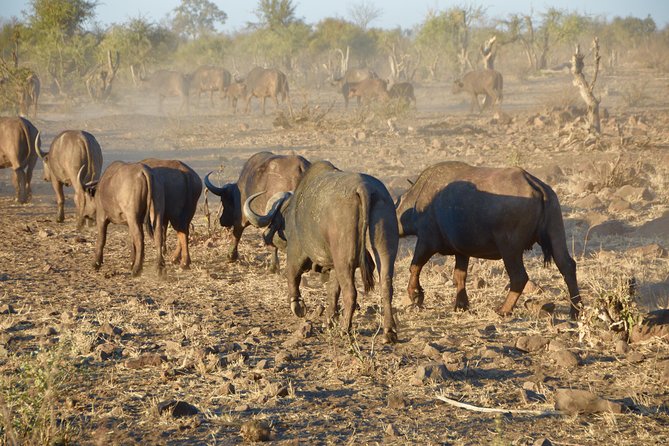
203,172,239,227
243,190,292,249
78,165,99,224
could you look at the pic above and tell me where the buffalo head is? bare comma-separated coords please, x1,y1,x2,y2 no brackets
243,191,292,250
204,172,239,228
79,165,98,223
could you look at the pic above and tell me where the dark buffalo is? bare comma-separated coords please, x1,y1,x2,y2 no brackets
204,152,310,271
81,161,165,277
344,78,390,106
223,81,247,113
35,130,103,227
189,66,231,107
333,68,378,108
244,161,399,343
395,161,581,319
140,158,202,269
388,82,416,106
243,67,291,114
452,69,503,113
0,116,39,203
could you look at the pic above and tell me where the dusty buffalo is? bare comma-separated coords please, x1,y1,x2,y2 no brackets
452,69,503,113
204,152,310,271
344,78,390,106
141,158,202,269
243,67,291,114
223,81,247,113
35,130,103,227
244,161,400,343
81,161,165,277
0,116,39,203
388,82,416,106
395,161,581,319
133,67,190,113
21,73,40,118
333,68,378,108
189,66,231,107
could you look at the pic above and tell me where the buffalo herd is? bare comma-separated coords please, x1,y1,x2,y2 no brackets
1,66,575,343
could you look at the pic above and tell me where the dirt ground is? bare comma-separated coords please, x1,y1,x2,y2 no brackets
1,67,668,445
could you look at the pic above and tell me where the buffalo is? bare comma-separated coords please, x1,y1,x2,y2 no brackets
81,161,165,277
244,161,400,343
0,116,39,203
395,161,581,319
35,130,103,227
140,158,202,269
204,152,310,271
388,82,416,107
133,67,190,113
243,67,291,115
452,69,503,113
224,81,247,113
344,78,390,106
189,66,231,107
333,68,378,108
20,73,40,118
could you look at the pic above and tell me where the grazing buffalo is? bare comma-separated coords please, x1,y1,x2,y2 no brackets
81,161,165,277
204,152,310,271
35,130,103,227
0,116,39,203
21,73,40,118
388,82,416,106
244,161,399,343
224,81,247,113
243,67,291,114
395,161,581,319
140,158,202,269
189,66,231,107
134,67,190,113
344,78,390,106
333,68,378,108
452,69,503,113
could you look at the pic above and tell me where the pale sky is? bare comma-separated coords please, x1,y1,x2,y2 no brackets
2,0,668,31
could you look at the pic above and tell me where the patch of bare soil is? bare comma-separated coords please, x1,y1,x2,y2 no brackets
1,70,668,444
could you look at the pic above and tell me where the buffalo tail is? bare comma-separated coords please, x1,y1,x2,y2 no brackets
524,171,553,267
142,167,155,239
357,186,375,293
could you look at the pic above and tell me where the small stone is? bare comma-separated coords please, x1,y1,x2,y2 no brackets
256,359,269,370
533,438,553,446
615,339,629,355
295,321,313,339
234,404,250,412
387,392,407,409
413,362,448,384
475,277,486,289
521,387,547,404
554,389,623,414
156,400,199,418
627,351,645,363
220,382,235,395
515,335,549,353
553,350,580,369
275,351,293,367
42,326,58,337
422,342,441,359
547,339,566,352
266,382,289,398
625,244,667,259
98,322,122,338
95,343,118,361
240,420,272,442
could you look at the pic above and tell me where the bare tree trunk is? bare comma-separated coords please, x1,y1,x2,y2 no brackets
480,36,496,69
571,38,601,134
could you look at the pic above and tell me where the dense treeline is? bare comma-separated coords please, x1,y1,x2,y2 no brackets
1,0,668,102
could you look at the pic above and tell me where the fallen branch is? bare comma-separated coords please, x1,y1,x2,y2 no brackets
436,394,562,416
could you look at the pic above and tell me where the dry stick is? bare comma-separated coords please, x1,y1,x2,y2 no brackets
436,395,563,416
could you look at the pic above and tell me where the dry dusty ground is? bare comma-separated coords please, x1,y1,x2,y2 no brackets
1,68,669,445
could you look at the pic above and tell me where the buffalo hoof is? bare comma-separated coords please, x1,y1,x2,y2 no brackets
131,268,142,277
495,306,513,317
226,251,239,263
92,262,102,271
405,288,425,308
291,300,306,318
383,330,398,344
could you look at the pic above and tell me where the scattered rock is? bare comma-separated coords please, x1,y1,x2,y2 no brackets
625,244,667,259
554,389,623,414
614,185,652,203
125,353,165,369
573,194,603,209
547,339,566,352
422,342,442,360
521,387,547,404
275,351,293,368
629,310,669,343
627,351,645,363
234,404,250,412
41,326,58,336
553,350,580,369
265,382,289,398
295,321,313,339
413,362,448,385
220,382,235,395
635,211,669,239
515,335,549,353
256,359,269,370
608,198,631,213
659,361,669,385
533,438,553,446
95,343,119,361
157,400,199,418
240,420,273,442
588,220,632,238
431,138,445,149
387,392,407,409
98,322,122,338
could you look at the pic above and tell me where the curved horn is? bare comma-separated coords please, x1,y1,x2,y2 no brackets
79,165,98,189
34,130,47,159
243,191,291,228
204,172,226,196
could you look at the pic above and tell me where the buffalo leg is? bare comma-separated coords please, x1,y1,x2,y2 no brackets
497,252,529,316
269,247,279,274
53,180,65,223
406,238,436,307
227,226,243,262
325,273,341,327
25,157,36,200
370,210,399,343
261,96,267,115
153,219,165,277
552,247,581,319
335,267,357,336
12,168,26,203
93,219,109,270
286,258,307,317
453,254,470,311
128,220,145,277
173,230,191,269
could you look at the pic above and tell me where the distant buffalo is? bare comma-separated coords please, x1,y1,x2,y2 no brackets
452,69,503,113
243,67,291,115
333,68,378,108
395,161,581,319
189,66,231,107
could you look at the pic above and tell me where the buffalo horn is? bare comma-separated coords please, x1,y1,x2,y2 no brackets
79,165,98,189
243,191,291,228
34,130,47,159
204,172,226,196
